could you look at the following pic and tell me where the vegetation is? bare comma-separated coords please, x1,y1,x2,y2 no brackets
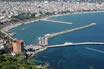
0,55,47,69
0,32,13,43
11,12,36,22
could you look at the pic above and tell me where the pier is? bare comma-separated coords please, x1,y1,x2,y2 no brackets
41,19,72,24
25,23,97,56
40,23,96,46
48,23,96,38
47,42,104,48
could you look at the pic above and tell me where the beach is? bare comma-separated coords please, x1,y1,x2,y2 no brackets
1,10,104,36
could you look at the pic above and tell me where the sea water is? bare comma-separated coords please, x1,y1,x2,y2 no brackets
11,12,104,69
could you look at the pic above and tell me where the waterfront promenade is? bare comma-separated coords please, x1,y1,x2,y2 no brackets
41,19,72,24
47,42,104,48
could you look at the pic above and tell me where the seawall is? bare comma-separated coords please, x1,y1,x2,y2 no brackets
48,42,104,48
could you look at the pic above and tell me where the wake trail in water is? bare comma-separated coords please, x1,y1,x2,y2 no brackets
86,47,104,54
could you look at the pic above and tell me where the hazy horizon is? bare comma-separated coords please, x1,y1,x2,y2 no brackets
0,0,104,3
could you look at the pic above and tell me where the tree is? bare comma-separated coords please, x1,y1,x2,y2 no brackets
0,55,47,69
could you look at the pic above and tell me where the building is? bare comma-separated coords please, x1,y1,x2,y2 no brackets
12,40,24,54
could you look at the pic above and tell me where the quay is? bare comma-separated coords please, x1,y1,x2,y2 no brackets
25,44,48,57
41,19,72,24
30,47,48,57
47,42,104,48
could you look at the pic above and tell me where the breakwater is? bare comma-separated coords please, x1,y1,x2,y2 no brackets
26,42,104,57
47,42,104,48
41,19,72,24
25,23,97,57
48,23,96,38
40,23,96,46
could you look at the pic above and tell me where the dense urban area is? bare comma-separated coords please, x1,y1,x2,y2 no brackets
0,1,104,23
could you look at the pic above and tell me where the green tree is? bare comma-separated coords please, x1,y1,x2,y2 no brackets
0,55,47,69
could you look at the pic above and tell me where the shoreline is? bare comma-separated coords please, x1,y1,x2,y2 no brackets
0,19,40,40
1,10,104,36
0,10,104,57
30,47,48,58
43,10,104,20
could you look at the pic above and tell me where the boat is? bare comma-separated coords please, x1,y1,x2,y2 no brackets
38,37,42,44
64,42,73,45
44,33,50,37
38,37,42,40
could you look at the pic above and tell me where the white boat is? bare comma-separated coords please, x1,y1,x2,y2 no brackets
44,34,50,37
38,40,42,45
38,37,41,40
64,42,73,45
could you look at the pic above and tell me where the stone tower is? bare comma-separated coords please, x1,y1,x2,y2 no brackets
12,40,24,54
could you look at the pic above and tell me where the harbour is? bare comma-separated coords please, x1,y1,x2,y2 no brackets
34,12,104,69
10,12,104,69
23,23,97,57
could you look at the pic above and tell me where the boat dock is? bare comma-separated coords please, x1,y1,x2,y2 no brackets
47,42,104,48
41,19,72,24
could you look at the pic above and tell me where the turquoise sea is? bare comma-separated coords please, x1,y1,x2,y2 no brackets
11,12,104,69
